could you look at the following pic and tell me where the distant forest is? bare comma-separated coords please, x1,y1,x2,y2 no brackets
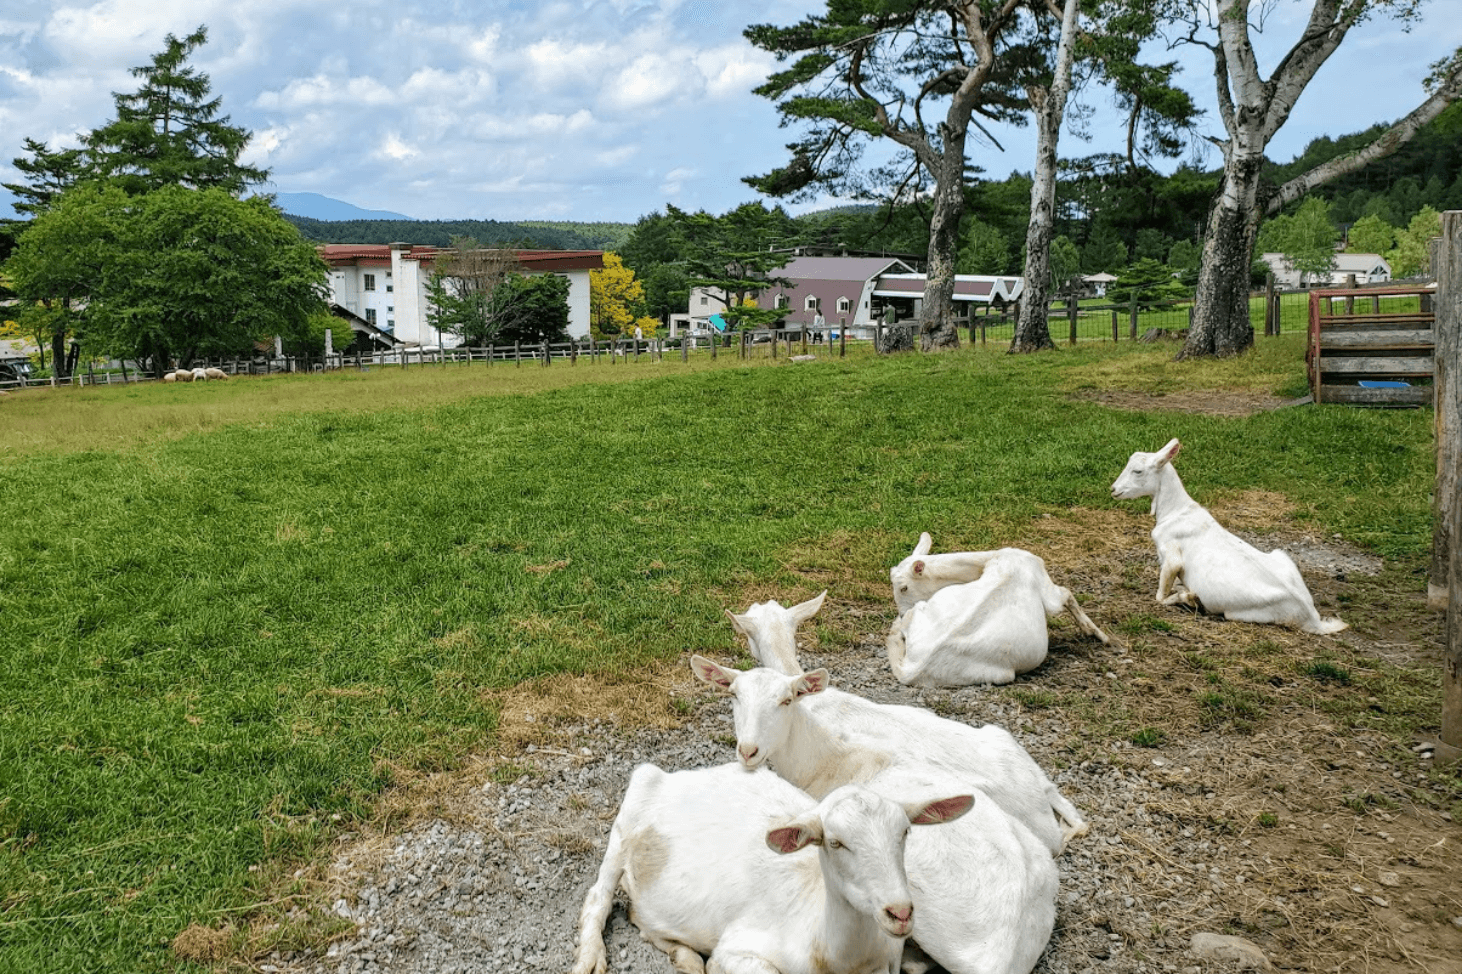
284,215,633,251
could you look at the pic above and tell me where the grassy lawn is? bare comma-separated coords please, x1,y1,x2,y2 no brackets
0,336,1441,971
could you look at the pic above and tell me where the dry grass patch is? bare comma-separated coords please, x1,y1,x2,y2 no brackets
1070,388,1297,417
171,923,235,964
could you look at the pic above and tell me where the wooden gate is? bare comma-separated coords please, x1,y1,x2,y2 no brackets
1306,285,1434,406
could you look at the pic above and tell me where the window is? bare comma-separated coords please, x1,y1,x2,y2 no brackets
386,284,394,292
805,295,819,311
837,296,850,313
775,294,788,309
387,306,394,314
699,295,708,306
364,273,376,291
366,309,377,324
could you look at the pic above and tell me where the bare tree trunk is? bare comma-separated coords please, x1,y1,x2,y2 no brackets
919,150,965,351
1181,151,1264,358
1011,0,1079,355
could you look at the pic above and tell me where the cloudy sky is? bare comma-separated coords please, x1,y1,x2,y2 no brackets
2,1,1461,224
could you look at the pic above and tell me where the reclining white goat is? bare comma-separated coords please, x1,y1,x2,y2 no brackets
1111,438,1346,634
569,761,972,974
693,660,1059,974
721,594,1086,853
886,534,1109,687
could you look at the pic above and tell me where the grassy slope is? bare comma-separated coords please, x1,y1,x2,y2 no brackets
0,338,1436,971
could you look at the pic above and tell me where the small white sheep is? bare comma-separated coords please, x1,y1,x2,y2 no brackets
886,534,1109,687
172,369,194,383
569,761,972,974
162,372,177,383
719,595,1087,853
203,367,229,380
1111,438,1346,634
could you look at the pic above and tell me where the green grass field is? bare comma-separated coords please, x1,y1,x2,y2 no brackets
0,336,1438,971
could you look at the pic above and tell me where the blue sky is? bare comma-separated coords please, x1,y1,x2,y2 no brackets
2,1,1460,223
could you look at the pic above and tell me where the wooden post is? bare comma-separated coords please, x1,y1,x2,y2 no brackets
1344,273,1357,315
120,360,129,384
1129,293,1139,339
1437,212,1462,764
515,341,521,367
711,333,717,359
875,322,884,353
772,331,778,359
682,337,689,362
1264,274,1276,336
840,325,847,357
542,340,550,366
801,328,808,355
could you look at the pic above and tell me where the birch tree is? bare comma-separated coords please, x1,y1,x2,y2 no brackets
1177,0,1462,359
1011,0,1081,353
745,1,1030,351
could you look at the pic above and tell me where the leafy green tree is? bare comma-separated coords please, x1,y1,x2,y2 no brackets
1346,213,1395,255
1167,238,1200,273
1133,228,1170,262
1049,235,1082,293
1388,205,1441,277
958,218,1012,275
668,203,794,318
1081,223,1127,274
82,27,268,196
3,138,86,217
1256,196,1337,286
744,1,1033,351
7,184,327,374
1107,258,1187,310
492,274,571,345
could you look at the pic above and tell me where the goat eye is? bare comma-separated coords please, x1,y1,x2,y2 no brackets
827,839,842,850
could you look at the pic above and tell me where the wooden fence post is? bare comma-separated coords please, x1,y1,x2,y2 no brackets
1436,212,1462,764
515,341,521,367
120,360,130,384
682,338,689,362
840,325,847,357
1129,293,1139,340
711,333,717,359
1067,297,1078,346
1264,273,1276,336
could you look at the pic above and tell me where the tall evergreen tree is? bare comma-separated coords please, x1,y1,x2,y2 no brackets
83,26,268,196
3,139,87,217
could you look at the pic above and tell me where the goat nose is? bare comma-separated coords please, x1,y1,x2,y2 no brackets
738,743,759,763
885,905,913,924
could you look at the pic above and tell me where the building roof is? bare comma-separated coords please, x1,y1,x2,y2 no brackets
1082,272,1119,283
873,273,1024,303
319,244,603,272
780,255,916,281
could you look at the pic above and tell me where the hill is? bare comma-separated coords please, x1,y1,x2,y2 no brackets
284,215,632,251
273,192,414,222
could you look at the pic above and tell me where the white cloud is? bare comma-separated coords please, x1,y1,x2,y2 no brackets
660,166,694,196
375,133,419,162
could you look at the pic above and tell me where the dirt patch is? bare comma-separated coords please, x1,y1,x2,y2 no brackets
171,923,234,964
1072,388,1301,417
253,505,1461,974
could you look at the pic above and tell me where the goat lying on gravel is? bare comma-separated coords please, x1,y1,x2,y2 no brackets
569,761,973,974
692,659,1059,974
1111,438,1346,634
720,596,1086,854
885,534,1109,687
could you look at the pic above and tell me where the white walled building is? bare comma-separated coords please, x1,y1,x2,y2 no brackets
321,244,603,346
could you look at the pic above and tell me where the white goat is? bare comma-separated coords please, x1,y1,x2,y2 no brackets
162,371,177,383
203,367,229,380
1111,438,1346,634
885,534,1109,687
172,368,194,383
692,661,1059,974
569,761,973,974
719,597,1086,854
725,591,827,674
191,367,208,381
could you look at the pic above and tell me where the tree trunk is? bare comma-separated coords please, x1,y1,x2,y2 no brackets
1011,0,1078,355
918,146,966,352
1013,94,1060,354
1180,153,1263,359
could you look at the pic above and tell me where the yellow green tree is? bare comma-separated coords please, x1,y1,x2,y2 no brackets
590,252,651,339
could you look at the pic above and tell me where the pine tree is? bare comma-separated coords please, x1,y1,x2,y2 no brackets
82,26,268,196
3,138,86,217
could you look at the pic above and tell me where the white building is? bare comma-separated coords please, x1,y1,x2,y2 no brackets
321,244,603,346
1260,252,1392,289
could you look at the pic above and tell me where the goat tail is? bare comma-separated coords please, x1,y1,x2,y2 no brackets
568,824,626,974
1306,616,1348,636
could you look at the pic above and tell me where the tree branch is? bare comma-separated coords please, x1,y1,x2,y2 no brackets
1266,53,1462,215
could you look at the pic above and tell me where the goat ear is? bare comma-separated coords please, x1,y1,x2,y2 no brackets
766,818,822,854
690,655,736,691
906,794,975,826
794,669,829,698
912,560,925,575
789,590,827,625
913,532,933,557
724,609,752,639
1157,438,1182,466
